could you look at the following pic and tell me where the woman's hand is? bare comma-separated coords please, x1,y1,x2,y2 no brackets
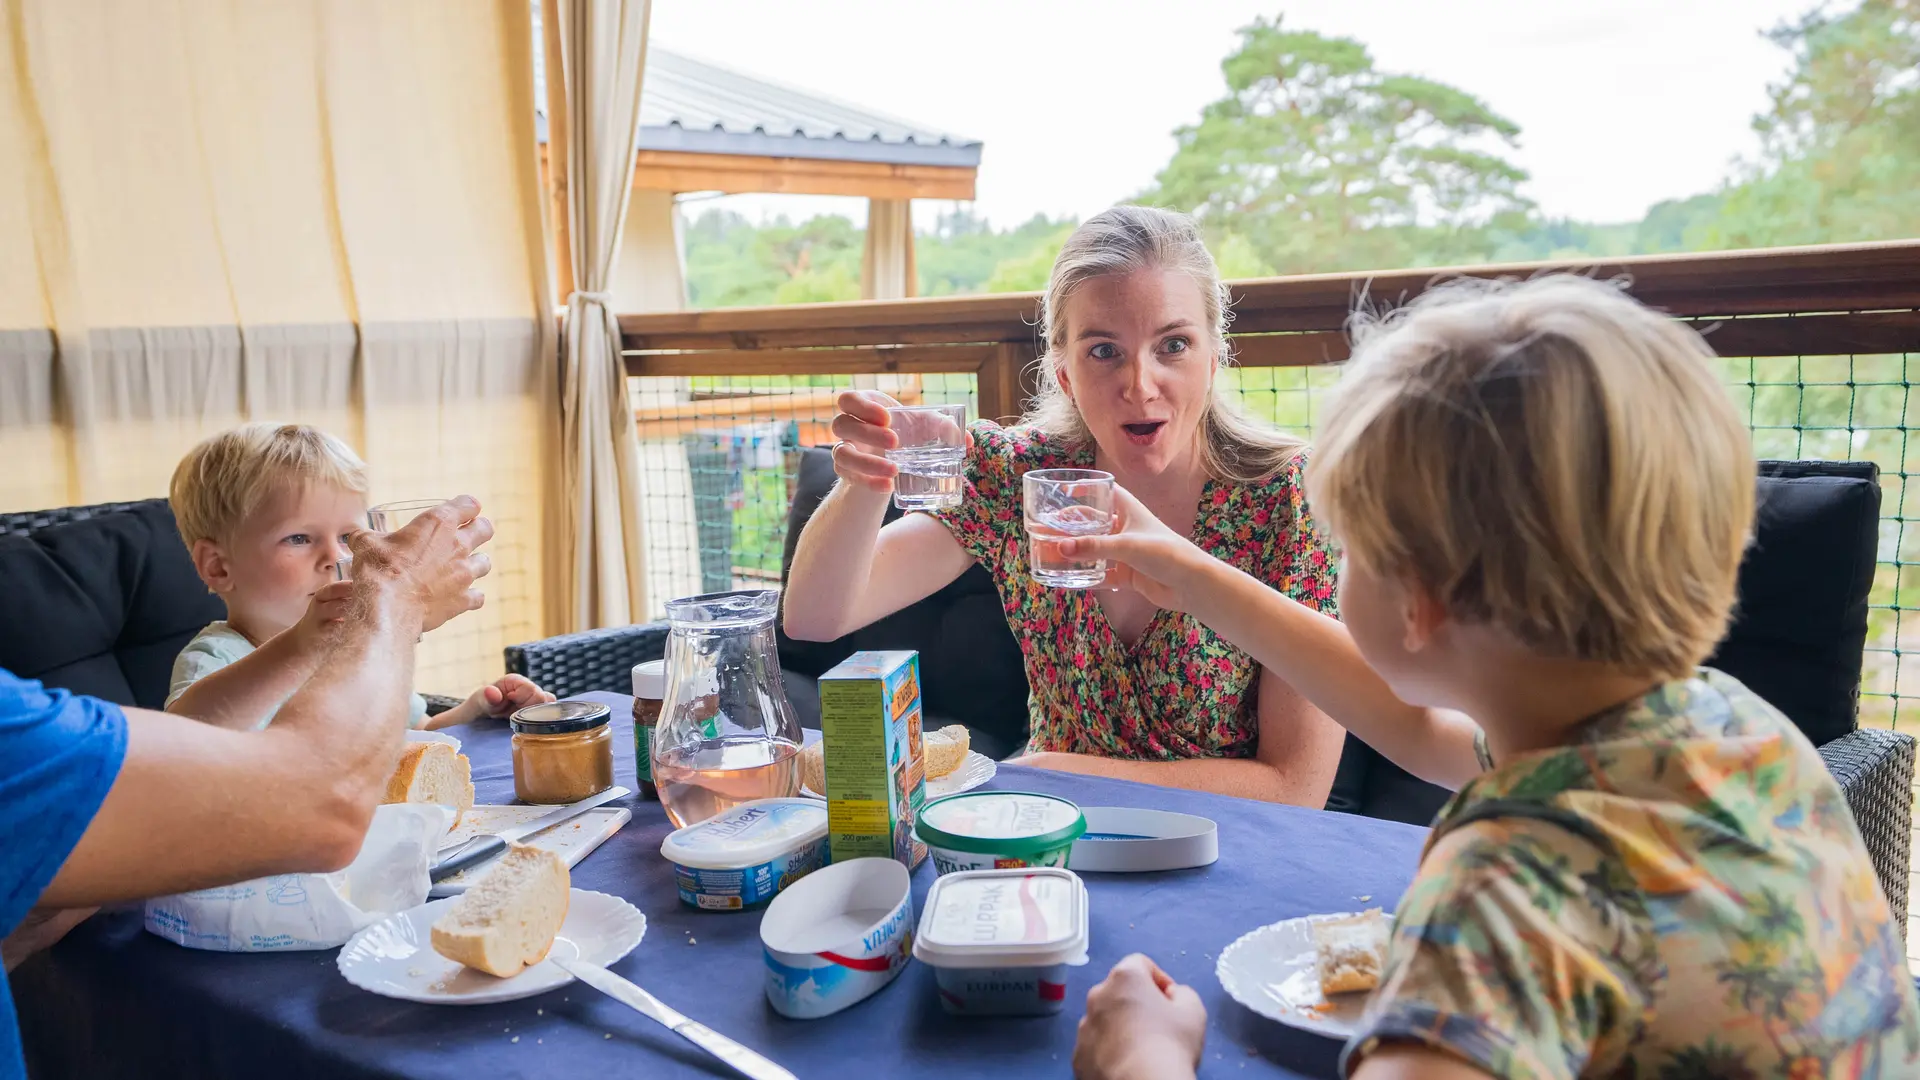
829,390,905,493
1062,486,1213,614
1073,954,1206,1080
828,390,975,494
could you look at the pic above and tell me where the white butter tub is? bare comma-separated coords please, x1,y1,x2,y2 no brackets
912,866,1090,1015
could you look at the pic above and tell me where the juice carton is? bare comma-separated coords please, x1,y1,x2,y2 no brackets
818,650,928,868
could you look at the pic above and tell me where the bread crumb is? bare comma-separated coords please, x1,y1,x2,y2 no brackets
536,1009,543,1015
688,938,697,945
604,1034,612,1039
1355,895,1371,902
511,1036,520,1044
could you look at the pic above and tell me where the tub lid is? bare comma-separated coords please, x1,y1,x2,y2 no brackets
915,791,1086,858
912,867,1089,969
660,798,828,870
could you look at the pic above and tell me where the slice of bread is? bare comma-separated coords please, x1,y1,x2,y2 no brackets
383,742,473,829
922,725,970,779
1311,909,1388,996
430,843,571,977
799,739,826,794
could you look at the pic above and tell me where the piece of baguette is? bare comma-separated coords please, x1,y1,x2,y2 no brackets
383,742,473,829
430,844,571,977
922,725,971,779
1311,909,1387,996
799,739,826,794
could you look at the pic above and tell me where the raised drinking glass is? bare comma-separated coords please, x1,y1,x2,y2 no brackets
1023,469,1115,589
885,404,967,511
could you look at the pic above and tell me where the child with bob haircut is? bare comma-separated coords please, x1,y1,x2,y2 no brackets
166,423,551,732
1066,275,1920,1079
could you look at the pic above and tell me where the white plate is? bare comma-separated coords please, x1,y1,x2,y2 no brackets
800,751,997,801
405,729,462,751
1215,913,1387,1040
337,889,645,1005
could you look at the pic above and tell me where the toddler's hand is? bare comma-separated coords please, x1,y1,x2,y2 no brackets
469,674,554,718
1060,487,1210,613
294,581,355,648
1073,954,1206,1080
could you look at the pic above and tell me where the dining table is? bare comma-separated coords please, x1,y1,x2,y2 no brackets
16,691,1429,1080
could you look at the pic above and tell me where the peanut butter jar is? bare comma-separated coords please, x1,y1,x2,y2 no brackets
510,700,614,804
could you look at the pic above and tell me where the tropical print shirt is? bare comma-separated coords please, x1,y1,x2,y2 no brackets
928,422,1337,759
1343,669,1920,1079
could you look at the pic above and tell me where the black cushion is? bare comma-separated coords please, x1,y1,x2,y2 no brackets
1706,460,1880,747
0,499,222,710
776,448,1033,759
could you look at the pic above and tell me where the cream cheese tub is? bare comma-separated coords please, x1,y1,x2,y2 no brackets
914,791,1086,876
911,867,1090,1015
660,798,828,911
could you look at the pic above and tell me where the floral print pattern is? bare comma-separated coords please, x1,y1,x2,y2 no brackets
926,422,1337,759
1343,669,1920,1079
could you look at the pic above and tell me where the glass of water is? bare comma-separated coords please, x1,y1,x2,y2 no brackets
366,499,446,533
1022,469,1115,589
885,404,967,511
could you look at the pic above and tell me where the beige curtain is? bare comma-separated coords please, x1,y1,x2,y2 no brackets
0,0,559,695
862,197,917,299
547,0,652,630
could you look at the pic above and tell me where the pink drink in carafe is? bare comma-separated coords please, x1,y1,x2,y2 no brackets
656,737,801,829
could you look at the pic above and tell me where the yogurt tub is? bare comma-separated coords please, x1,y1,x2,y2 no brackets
915,791,1087,876
760,857,915,1019
660,798,828,911
912,866,1091,1015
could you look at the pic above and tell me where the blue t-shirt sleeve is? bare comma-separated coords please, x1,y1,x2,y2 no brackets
0,669,128,935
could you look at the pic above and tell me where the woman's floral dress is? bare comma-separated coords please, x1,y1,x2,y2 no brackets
927,422,1338,759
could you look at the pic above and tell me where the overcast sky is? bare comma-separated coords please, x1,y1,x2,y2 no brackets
650,0,1814,229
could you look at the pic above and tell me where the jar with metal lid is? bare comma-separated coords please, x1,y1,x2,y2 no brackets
510,700,615,804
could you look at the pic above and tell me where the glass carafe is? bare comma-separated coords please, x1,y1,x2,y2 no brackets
652,589,803,828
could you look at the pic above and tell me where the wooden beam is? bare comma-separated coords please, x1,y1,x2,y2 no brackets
977,341,1039,425
625,345,992,378
1687,311,1920,358
632,150,977,201
619,241,1920,353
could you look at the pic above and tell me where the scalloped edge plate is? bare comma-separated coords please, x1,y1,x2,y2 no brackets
1215,913,1388,1040
800,750,997,802
338,888,645,1004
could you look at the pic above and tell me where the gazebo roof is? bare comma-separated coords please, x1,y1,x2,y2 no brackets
637,50,981,169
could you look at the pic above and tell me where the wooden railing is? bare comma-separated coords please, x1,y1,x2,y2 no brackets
622,240,1920,421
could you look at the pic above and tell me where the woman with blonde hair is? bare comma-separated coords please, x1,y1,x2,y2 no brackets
783,205,1345,806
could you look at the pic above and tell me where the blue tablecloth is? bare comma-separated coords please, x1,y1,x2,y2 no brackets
17,692,1427,1079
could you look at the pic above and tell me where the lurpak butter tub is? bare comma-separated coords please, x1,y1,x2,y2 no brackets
911,867,1090,1015
915,791,1087,876
660,798,828,911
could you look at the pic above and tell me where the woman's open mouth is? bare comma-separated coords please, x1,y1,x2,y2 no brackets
1121,420,1167,445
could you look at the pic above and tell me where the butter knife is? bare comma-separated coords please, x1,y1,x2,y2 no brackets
554,958,795,1080
429,786,630,883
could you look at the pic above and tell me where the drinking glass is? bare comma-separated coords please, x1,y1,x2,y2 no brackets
885,404,967,511
1022,469,1115,589
366,499,446,533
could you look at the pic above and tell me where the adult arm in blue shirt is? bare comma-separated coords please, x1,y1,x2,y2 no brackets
35,498,493,907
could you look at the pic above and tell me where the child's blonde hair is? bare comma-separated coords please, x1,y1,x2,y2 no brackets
1308,275,1754,679
170,423,369,545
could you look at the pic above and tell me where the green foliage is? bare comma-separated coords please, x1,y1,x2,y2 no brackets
1692,0,1920,248
1142,16,1533,274
921,211,1078,295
